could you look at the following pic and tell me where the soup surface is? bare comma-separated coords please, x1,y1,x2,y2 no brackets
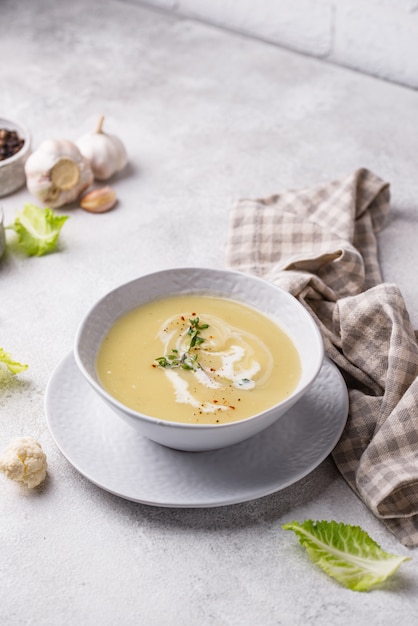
96,295,301,424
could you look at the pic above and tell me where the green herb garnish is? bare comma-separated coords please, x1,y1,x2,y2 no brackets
234,378,254,389
187,317,209,348
155,351,200,371
154,317,208,371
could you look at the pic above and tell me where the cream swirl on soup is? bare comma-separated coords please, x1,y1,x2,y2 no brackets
156,312,274,413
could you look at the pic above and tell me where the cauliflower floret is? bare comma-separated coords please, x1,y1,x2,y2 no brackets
0,437,47,488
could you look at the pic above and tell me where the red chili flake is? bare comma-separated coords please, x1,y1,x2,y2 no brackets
192,312,196,316
181,316,185,321
151,364,157,368
213,400,218,403
229,406,236,410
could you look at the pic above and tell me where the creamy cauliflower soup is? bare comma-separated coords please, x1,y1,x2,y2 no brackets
96,295,301,425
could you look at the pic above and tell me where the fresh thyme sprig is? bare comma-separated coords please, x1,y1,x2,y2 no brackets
155,349,200,371
154,317,209,370
187,317,209,348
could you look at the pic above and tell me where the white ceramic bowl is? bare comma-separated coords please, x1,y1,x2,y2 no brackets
0,207,5,259
74,267,324,451
0,117,31,197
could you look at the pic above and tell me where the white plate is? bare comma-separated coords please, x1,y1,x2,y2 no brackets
45,352,348,507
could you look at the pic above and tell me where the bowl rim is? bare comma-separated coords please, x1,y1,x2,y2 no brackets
0,116,31,167
74,267,325,431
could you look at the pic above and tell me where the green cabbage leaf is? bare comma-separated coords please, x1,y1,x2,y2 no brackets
0,348,28,375
7,203,69,256
282,520,410,592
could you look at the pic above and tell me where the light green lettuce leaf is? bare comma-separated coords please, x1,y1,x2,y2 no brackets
7,203,69,256
0,348,29,375
282,520,410,592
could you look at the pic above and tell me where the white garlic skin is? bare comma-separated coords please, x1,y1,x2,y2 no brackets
25,139,93,208
76,118,128,181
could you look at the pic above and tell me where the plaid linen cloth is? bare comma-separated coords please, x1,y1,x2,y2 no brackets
226,168,418,547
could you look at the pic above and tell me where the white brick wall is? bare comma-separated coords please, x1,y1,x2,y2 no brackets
333,2,418,87
135,0,418,89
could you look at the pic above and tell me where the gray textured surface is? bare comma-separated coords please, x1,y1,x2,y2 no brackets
1,0,418,624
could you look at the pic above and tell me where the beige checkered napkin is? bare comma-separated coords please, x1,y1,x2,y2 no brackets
226,168,418,547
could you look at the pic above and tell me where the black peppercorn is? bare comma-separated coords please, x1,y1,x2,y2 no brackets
0,128,25,161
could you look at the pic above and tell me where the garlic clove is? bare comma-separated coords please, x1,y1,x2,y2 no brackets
80,186,117,213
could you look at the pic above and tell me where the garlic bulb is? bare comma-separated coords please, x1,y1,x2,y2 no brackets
25,139,93,208
76,116,128,181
